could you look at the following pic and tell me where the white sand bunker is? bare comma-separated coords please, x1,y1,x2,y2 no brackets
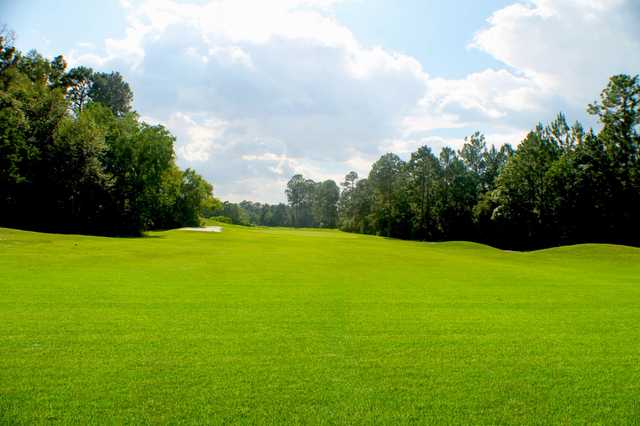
179,226,223,233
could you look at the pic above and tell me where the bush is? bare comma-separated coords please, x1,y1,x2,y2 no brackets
209,216,233,224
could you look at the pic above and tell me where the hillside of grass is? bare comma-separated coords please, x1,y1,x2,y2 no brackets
1,225,639,424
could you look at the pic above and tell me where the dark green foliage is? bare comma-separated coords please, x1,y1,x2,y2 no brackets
64,68,133,116
286,174,315,226
338,173,374,234
0,41,216,234
368,153,410,238
209,201,252,226
437,147,477,240
284,175,340,228
206,175,340,229
208,215,233,224
336,75,640,249
64,66,94,114
89,71,133,116
312,179,340,228
406,147,442,239
174,168,216,227
209,177,340,228
491,124,564,247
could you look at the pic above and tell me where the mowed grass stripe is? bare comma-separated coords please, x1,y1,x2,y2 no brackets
1,225,639,424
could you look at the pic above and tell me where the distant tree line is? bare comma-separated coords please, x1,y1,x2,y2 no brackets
215,74,639,250
0,31,217,234
205,176,339,228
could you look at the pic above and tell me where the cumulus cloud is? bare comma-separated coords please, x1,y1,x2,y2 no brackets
68,0,639,202
169,113,228,162
471,0,640,106
70,0,432,201
400,68,549,142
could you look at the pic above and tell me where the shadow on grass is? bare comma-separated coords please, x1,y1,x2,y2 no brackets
0,223,166,239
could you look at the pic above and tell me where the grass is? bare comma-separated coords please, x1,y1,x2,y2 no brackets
1,224,640,424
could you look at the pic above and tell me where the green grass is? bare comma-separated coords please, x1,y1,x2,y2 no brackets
1,224,640,424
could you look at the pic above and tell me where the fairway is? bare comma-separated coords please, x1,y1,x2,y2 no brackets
1,225,640,424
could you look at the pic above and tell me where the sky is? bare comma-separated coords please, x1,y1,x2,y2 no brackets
3,0,640,202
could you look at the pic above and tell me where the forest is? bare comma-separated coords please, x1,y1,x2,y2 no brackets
1,31,639,248
0,30,216,234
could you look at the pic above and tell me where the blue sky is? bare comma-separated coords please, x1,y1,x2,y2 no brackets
3,0,640,202
334,0,516,77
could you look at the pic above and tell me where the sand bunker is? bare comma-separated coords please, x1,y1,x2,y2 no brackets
179,226,223,233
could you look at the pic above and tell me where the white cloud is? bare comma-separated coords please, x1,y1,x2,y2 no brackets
207,46,254,69
384,136,463,156
88,0,431,202
69,0,639,202
241,152,291,175
471,0,640,106
430,69,546,116
167,112,228,162
406,68,546,133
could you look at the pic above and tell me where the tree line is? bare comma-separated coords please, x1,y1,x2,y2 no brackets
0,30,217,235
205,176,339,228
3,31,638,247
337,74,640,249
214,74,639,250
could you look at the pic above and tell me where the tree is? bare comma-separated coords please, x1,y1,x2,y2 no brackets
0,33,31,208
492,125,562,248
460,132,486,177
89,71,133,116
341,171,358,193
0,40,68,227
586,74,640,244
473,144,513,245
217,202,251,225
588,75,639,154
0,25,17,76
64,66,93,114
286,174,316,227
175,168,215,227
48,112,107,228
271,203,290,227
438,147,477,239
338,171,358,230
482,144,512,192
406,147,441,239
341,178,374,234
1,42,217,234
312,180,339,228
369,153,410,238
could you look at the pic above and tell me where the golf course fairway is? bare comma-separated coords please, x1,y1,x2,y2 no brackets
1,224,639,424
